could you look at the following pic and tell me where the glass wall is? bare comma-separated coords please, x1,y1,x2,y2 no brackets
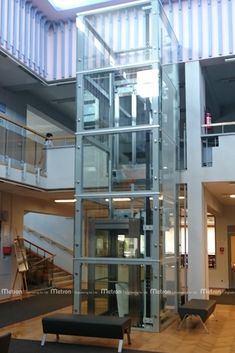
0,116,44,172
75,0,180,332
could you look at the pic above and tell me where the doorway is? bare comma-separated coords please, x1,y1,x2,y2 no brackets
228,228,235,289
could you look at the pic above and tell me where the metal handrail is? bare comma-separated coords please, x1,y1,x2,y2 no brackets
201,121,235,135
202,121,235,127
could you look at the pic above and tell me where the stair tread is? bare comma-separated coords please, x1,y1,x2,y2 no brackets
27,251,72,288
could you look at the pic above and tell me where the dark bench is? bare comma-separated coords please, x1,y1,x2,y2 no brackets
41,314,131,352
178,299,216,332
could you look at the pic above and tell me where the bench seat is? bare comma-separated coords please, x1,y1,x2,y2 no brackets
41,314,131,352
178,299,216,332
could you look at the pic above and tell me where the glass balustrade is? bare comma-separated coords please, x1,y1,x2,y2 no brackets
0,115,75,175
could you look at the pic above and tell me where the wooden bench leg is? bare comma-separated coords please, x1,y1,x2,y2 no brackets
177,314,189,330
127,331,131,345
126,327,131,345
211,312,217,321
118,339,123,353
41,333,47,346
196,316,209,333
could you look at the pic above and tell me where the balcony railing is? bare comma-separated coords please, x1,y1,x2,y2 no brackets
0,112,75,176
201,121,235,135
201,121,235,167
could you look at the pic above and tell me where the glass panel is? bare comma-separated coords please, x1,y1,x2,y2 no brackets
0,117,45,172
81,198,154,258
83,132,152,192
78,262,157,330
160,261,177,319
82,67,158,130
158,5,180,329
0,123,7,161
160,196,177,320
159,4,179,65
6,129,24,166
25,132,44,172
78,3,152,72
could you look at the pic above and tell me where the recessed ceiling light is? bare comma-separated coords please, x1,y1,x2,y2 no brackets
105,198,131,202
54,199,76,203
225,57,235,62
48,0,112,10
48,0,81,10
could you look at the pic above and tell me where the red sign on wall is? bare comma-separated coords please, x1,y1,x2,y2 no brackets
219,247,224,254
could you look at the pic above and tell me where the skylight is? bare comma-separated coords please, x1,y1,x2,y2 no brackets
48,0,104,10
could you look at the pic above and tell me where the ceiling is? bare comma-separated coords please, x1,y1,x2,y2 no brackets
0,53,76,132
201,56,235,121
0,178,75,208
0,182,73,200
204,182,235,207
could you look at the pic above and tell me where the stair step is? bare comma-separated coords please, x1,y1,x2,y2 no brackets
53,275,73,281
26,249,73,290
54,280,74,288
53,270,69,275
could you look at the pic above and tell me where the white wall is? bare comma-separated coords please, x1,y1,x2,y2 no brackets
46,147,75,189
24,213,74,273
184,61,209,298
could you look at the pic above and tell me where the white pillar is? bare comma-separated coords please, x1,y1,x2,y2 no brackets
185,61,209,299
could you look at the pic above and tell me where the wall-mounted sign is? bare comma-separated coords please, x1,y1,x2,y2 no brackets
219,247,225,254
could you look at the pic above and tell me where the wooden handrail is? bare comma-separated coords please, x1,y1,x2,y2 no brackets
29,256,54,271
0,112,45,139
0,111,74,141
23,238,55,258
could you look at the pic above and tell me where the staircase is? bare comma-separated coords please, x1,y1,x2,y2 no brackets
25,245,73,290
53,267,73,288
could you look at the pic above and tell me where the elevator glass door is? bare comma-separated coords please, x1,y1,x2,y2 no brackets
87,219,143,326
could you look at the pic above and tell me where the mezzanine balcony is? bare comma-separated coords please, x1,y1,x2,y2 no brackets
201,121,235,180
0,113,75,190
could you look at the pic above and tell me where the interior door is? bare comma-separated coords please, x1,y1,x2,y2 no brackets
87,219,142,325
229,235,235,288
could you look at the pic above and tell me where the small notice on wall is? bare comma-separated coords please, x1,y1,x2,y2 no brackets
219,247,225,254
